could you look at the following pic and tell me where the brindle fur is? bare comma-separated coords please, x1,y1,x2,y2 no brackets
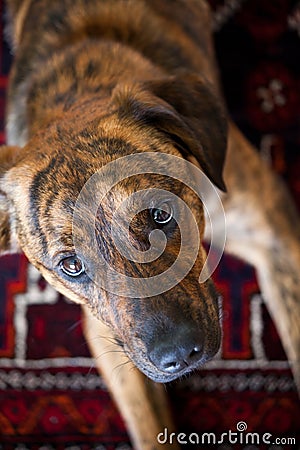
0,1,299,449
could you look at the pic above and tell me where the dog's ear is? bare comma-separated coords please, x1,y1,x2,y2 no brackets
115,73,227,191
0,146,21,254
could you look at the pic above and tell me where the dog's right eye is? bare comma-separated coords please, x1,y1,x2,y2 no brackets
151,202,173,226
59,255,85,277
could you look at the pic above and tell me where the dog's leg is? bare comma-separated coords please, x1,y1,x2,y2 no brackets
220,122,300,391
82,305,179,450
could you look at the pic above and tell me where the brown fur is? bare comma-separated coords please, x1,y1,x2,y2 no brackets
0,1,299,449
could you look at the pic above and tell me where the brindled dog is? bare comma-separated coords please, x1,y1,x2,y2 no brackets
0,1,299,449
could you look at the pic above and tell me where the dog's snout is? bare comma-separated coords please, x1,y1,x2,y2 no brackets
148,325,204,375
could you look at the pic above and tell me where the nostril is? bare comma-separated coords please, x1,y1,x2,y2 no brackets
188,345,202,362
163,360,183,373
157,351,188,374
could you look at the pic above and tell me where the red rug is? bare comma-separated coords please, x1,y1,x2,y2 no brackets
0,1,300,448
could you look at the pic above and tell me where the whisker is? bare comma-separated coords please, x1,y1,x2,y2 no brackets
87,333,123,346
87,361,96,376
83,334,123,351
112,359,132,377
96,349,126,359
64,319,83,334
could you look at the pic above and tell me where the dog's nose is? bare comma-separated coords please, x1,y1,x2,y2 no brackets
148,325,204,374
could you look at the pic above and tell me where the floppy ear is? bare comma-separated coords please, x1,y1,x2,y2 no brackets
115,73,227,191
0,145,21,254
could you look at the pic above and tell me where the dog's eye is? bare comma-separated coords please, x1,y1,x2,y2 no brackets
60,255,85,277
151,203,173,225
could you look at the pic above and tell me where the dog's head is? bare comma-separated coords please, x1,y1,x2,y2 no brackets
0,74,227,382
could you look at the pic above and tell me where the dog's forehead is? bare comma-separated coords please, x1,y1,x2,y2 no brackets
17,124,192,201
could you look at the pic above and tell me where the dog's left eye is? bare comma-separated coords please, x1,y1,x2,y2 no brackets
60,255,85,277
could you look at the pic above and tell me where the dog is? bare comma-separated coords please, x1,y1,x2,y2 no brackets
0,1,299,448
